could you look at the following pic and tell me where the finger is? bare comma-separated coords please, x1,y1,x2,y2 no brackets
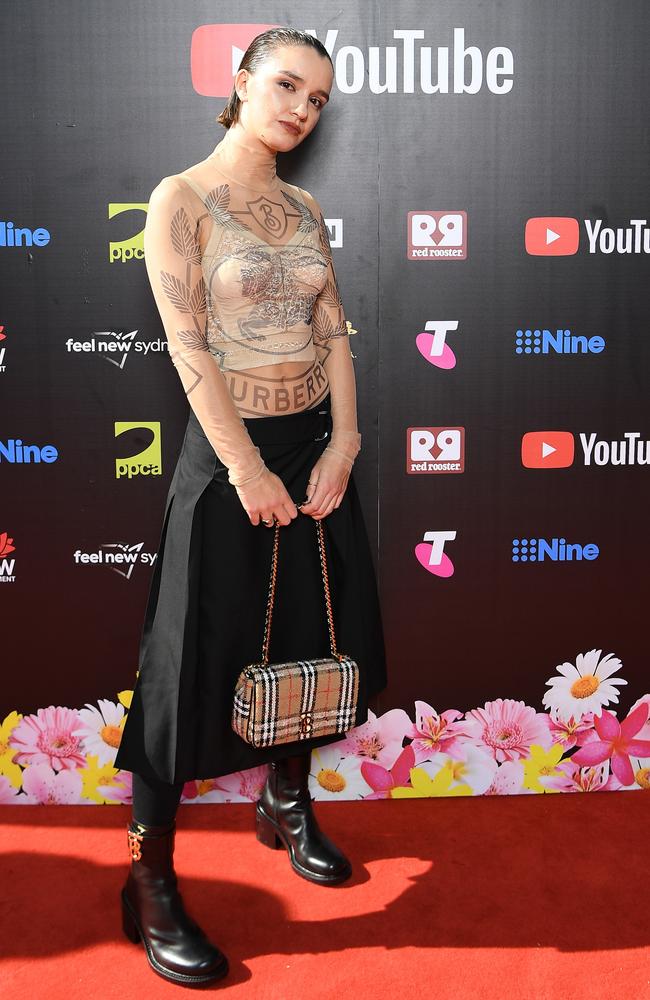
310,489,338,519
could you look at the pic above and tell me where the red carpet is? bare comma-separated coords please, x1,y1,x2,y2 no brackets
1,795,648,999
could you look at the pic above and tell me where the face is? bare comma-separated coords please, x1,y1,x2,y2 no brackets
235,44,333,150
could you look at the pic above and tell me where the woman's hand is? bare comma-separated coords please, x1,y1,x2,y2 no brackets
234,468,299,527
298,451,351,520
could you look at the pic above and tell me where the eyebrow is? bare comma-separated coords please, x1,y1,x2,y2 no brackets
278,70,330,103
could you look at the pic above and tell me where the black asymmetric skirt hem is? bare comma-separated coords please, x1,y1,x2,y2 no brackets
114,392,388,785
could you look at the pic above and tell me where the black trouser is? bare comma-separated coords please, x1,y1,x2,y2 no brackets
131,770,185,828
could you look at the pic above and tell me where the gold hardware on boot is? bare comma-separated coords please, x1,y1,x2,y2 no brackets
127,826,144,861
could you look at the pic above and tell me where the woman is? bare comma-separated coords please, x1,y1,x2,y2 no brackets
114,26,387,986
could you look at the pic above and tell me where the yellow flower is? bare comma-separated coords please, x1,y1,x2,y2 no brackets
80,754,120,804
0,711,24,788
522,743,565,793
392,763,472,798
117,690,133,710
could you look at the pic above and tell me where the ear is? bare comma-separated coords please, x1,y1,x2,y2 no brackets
235,68,249,101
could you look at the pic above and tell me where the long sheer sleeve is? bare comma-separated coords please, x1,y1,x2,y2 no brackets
298,187,362,468
143,176,266,486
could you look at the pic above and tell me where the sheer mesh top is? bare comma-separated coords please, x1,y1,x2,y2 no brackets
142,157,357,487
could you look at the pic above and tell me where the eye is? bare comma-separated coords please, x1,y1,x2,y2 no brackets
278,80,323,110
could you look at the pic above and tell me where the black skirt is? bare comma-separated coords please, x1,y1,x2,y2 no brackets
114,392,388,785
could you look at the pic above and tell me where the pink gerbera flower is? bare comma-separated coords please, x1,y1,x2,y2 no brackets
406,701,472,763
9,706,86,771
463,698,552,763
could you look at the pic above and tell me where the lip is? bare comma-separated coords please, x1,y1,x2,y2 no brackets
278,120,301,136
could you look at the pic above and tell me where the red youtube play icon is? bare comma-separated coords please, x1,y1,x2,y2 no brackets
525,217,580,256
521,431,575,469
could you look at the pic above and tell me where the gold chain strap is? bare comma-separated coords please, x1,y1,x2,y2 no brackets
261,519,342,665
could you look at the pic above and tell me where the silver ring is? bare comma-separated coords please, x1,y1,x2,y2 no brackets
261,518,272,525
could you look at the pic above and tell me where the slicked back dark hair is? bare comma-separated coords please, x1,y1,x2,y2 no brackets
216,27,333,129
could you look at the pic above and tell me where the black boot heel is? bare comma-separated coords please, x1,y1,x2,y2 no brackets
256,754,353,885
121,821,229,985
255,806,283,849
121,891,141,944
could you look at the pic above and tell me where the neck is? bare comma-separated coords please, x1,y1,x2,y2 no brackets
209,126,279,192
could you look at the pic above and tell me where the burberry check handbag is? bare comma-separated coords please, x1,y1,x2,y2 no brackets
232,517,359,749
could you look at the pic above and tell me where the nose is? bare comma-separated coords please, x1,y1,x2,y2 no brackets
291,100,309,121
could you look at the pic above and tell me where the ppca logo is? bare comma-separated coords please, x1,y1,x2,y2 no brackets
115,422,162,479
415,530,456,578
0,531,16,583
415,320,459,369
109,203,148,263
408,211,467,260
407,427,465,474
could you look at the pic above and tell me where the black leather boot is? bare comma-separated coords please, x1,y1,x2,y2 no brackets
121,820,229,986
255,752,352,885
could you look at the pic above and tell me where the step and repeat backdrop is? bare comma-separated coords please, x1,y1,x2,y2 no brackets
2,2,649,804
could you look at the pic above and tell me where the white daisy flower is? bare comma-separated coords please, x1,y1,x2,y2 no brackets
309,746,371,800
542,649,627,717
77,698,125,766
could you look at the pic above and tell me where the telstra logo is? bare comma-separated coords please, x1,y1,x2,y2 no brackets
415,321,459,369
415,530,457,577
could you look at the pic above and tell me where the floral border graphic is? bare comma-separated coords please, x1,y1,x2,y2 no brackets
1,650,649,804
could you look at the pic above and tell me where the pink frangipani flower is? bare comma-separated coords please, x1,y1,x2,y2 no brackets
570,702,650,786
361,745,415,799
0,775,22,803
21,763,83,804
406,701,472,762
463,698,552,763
336,708,413,768
9,706,86,772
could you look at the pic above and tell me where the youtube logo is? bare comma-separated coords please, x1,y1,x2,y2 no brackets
191,24,278,96
525,217,580,256
521,431,575,469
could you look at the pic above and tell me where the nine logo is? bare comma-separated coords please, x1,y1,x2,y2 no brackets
115,422,162,479
415,531,457,577
0,439,59,463
415,320,459,369
515,328,605,355
0,221,51,248
407,427,465,473
408,211,468,260
0,531,16,583
512,537,599,562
